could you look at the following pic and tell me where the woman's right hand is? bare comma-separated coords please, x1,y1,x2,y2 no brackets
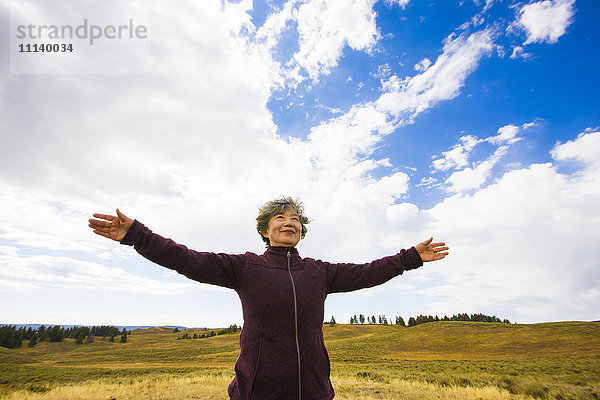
88,209,133,242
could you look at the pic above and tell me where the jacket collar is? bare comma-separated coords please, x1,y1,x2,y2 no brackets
263,246,303,269
264,245,300,257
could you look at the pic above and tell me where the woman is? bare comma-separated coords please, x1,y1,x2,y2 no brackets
88,197,448,400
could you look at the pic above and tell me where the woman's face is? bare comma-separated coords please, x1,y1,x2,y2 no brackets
263,207,302,247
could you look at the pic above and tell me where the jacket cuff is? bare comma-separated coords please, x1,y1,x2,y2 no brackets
406,246,424,270
120,219,144,246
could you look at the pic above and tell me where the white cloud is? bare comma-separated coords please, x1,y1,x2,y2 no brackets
376,29,495,122
482,0,495,12
385,0,411,9
551,130,600,168
432,135,482,171
420,130,600,322
445,145,508,192
514,0,575,45
470,0,495,15
371,63,392,79
417,176,439,189
0,249,203,294
429,121,537,192
254,0,382,85
487,124,522,145
0,246,20,258
0,185,106,252
510,45,533,60
292,0,380,81
414,58,431,72
96,252,114,260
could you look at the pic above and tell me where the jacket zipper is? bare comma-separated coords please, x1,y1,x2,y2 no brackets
287,249,302,400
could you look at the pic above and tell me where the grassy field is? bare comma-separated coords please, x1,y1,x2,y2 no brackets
0,322,598,399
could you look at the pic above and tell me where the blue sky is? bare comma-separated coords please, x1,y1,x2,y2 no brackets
1,0,599,327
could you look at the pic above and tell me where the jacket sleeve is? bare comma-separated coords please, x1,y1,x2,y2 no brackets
120,220,244,290
324,247,423,294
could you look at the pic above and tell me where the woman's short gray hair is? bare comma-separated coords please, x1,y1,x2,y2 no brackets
256,196,310,245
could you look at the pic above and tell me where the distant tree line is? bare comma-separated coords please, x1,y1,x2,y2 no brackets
177,324,241,340
347,314,394,325
0,325,130,349
348,313,510,326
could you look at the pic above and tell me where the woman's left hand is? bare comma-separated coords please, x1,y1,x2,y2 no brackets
415,237,449,262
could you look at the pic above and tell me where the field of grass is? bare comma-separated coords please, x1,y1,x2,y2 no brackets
0,322,598,399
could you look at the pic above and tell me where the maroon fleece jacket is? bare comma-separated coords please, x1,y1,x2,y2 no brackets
120,220,423,400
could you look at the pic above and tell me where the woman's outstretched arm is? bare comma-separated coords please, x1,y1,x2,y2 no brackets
88,209,133,242
88,209,243,290
325,237,449,294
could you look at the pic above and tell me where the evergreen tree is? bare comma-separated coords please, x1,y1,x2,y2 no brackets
120,334,127,343
408,317,416,327
38,325,47,342
75,331,86,345
329,316,336,326
49,326,64,342
0,326,22,349
359,314,365,324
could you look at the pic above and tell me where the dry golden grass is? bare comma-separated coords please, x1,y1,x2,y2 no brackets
1,374,231,400
332,376,532,399
1,373,533,400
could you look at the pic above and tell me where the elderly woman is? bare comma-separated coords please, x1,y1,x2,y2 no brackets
88,197,448,400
